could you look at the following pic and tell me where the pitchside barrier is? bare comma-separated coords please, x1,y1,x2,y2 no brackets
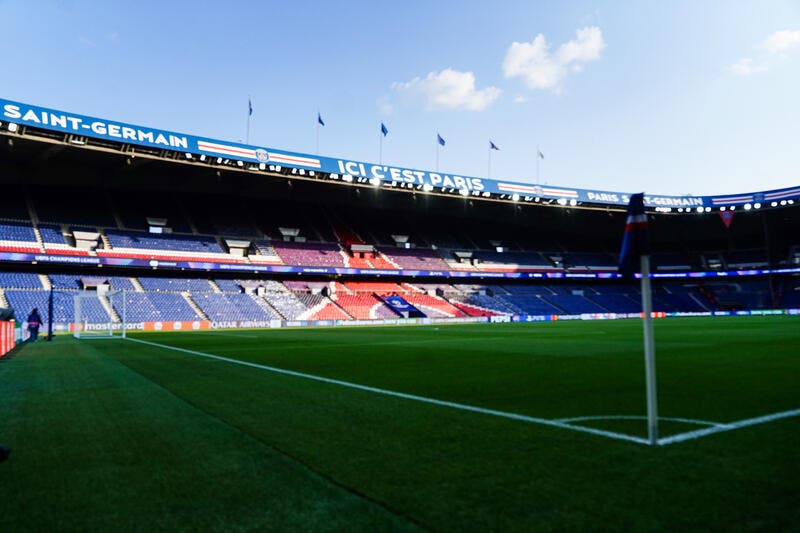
0,320,15,357
61,307,800,336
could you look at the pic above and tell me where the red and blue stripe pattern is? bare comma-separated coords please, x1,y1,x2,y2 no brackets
618,192,650,278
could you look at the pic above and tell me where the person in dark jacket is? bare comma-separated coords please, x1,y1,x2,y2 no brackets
27,308,42,341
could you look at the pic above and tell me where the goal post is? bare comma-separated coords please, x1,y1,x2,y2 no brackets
73,289,126,339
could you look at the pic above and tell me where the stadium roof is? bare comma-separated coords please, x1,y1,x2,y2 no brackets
2,97,799,213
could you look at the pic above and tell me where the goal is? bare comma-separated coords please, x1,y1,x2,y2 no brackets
73,289,127,339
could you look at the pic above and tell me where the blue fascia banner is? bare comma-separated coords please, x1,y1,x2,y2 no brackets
2,251,800,280
2,98,799,209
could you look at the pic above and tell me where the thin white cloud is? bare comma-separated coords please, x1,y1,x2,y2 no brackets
391,68,501,111
502,26,605,92
729,58,768,77
763,29,800,55
513,95,527,104
729,29,800,76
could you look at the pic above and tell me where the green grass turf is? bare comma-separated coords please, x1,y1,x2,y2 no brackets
1,316,798,530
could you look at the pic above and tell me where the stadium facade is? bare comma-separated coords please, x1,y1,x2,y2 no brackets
1,98,799,334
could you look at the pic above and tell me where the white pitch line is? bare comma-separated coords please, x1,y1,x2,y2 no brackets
126,337,650,446
557,415,723,427
657,408,800,445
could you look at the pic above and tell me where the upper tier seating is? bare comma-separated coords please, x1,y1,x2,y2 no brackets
105,230,224,254
138,277,214,292
38,225,66,244
377,247,450,270
473,250,553,268
272,241,346,267
0,221,37,242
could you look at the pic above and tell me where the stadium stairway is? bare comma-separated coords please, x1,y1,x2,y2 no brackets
249,293,282,319
39,274,51,290
0,289,8,308
183,293,210,320
98,294,121,323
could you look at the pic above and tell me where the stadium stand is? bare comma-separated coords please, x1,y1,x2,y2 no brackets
2,113,800,329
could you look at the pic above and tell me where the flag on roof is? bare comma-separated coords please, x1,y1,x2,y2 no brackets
618,193,650,278
538,149,544,159
381,122,388,137
317,112,325,126
490,140,500,150
248,97,253,116
437,133,446,146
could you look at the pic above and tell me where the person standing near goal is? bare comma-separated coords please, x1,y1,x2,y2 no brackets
27,308,42,341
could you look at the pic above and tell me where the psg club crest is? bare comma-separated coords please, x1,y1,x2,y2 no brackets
254,149,269,163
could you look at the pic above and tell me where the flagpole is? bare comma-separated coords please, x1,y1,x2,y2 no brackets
640,254,659,445
436,142,440,172
379,132,383,165
246,95,251,144
488,146,491,179
536,144,540,185
316,118,319,155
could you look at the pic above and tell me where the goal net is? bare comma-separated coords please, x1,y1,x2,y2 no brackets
73,289,126,339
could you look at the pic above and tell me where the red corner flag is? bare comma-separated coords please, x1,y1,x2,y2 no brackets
618,193,650,278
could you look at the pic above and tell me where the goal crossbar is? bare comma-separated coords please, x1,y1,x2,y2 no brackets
73,289,126,339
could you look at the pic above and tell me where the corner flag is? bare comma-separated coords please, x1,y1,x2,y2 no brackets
618,193,650,278
619,192,659,446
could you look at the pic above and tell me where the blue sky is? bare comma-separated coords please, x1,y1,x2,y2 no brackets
2,0,799,195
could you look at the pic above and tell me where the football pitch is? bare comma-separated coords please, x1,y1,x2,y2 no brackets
1,316,798,530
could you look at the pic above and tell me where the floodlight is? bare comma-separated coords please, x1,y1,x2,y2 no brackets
236,161,244,167
789,200,795,204
720,206,727,211
369,178,380,186
556,198,567,205
511,193,520,201
200,154,206,162
258,163,266,170
780,200,787,206
569,199,577,206
8,123,18,132
184,153,192,159
422,184,433,192
704,207,711,212
744,203,752,210
216,157,223,164
696,207,704,213
753,203,761,209
342,174,353,182
459,189,469,196
770,201,778,207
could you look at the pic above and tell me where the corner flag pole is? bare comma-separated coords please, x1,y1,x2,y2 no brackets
619,192,658,446
640,254,658,445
